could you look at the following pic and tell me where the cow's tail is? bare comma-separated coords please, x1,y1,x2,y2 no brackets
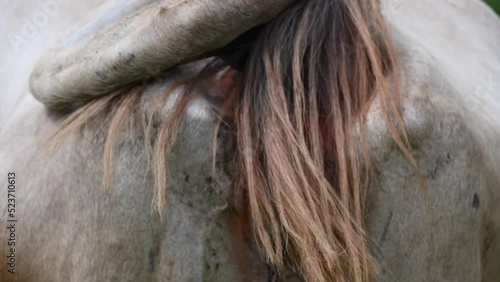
218,0,413,280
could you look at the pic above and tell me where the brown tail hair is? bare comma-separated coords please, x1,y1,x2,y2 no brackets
48,0,414,281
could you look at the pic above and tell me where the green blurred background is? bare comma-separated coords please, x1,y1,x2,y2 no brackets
485,0,500,15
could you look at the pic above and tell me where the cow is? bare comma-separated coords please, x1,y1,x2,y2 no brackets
1,0,499,281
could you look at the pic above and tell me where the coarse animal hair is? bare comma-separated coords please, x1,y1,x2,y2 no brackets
47,0,418,281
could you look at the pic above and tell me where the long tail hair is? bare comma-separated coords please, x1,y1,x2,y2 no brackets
48,0,413,281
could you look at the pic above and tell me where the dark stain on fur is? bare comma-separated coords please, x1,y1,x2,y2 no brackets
375,211,394,259
205,177,213,185
472,193,480,211
149,248,156,272
124,53,136,65
428,152,452,179
380,211,394,246
96,70,108,81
